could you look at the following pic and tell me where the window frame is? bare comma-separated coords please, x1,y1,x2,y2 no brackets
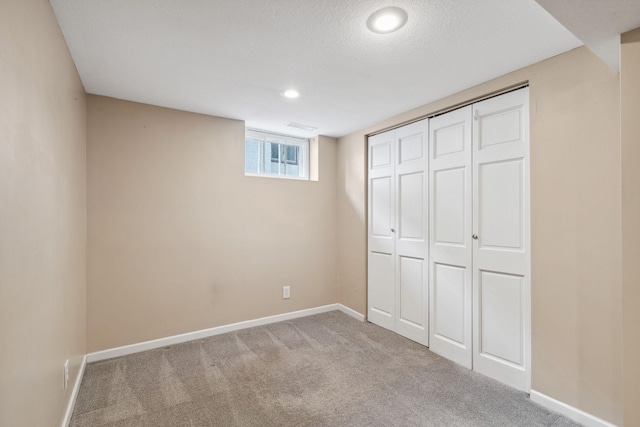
245,129,309,180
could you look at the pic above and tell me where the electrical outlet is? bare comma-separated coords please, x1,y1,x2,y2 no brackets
64,359,69,389
282,285,291,299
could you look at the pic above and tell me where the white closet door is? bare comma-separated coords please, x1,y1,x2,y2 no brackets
394,119,429,345
368,130,396,330
428,107,473,367
472,88,530,391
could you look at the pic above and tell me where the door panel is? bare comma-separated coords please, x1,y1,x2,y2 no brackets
399,172,424,240
368,130,395,330
399,133,424,163
479,271,524,365
371,143,392,167
473,87,530,391
433,263,466,345
435,125,465,157
434,167,466,245
429,106,473,368
369,252,395,327
371,177,393,238
478,107,523,149
395,119,429,345
399,256,424,326
478,159,524,250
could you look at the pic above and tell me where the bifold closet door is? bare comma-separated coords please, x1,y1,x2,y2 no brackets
368,87,530,390
428,106,473,368
472,88,530,391
394,120,429,345
367,119,429,346
368,129,396,331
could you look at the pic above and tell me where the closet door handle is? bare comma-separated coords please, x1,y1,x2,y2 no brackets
391,228,395,233
472,234,478,240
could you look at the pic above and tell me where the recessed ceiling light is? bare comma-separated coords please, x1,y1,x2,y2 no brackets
282,89,300,99
366,7,408,34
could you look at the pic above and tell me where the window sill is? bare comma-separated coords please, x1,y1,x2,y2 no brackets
244,172,309,181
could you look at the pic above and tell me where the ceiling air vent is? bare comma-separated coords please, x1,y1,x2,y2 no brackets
286,122,317,132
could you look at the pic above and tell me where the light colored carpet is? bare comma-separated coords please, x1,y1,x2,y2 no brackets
71,311,579,426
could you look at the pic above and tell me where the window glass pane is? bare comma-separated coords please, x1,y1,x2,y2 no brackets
270,143,279,162
244,139,262,174
285,145,298,165
286,163,299,176
265,142,282,175
284,145,299,176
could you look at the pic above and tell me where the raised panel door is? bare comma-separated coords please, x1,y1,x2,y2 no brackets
429,106,473,368
368,130,395,330
472,88,530,391
395,119,429,345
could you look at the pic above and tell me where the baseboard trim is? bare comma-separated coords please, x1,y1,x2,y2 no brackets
337,304,365,322
61,355,86,427
87,304,363,363
530,390,617,427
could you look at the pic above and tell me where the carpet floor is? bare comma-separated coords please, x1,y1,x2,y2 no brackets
70,311,579,426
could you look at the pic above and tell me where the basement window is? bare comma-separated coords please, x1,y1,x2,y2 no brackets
245,129,309,180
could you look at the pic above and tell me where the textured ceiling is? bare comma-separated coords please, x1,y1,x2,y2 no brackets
535,0,640,72
50,0,585,138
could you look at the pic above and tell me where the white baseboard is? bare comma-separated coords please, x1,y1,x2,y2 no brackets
61,355,86,427
87,304,364,363
337,303,365,322
530,390,618,427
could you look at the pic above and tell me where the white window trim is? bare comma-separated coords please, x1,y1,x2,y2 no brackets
244,172,309,181
245,129,310,180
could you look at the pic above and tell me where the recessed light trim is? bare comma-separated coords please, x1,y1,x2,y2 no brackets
366,7,408,34
282,89,300,99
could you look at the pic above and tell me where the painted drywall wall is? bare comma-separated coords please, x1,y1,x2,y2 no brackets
87,96,338,352
0,1,87,426
621,27,640,427
337,46,623,424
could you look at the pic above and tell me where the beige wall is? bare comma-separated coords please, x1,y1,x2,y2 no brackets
87,96,338,351
0,1,87,426
621,27,640,427
337,47,623,424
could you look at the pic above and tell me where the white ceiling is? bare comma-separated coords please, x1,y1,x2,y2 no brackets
535,0,640,72
48,1,634,138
